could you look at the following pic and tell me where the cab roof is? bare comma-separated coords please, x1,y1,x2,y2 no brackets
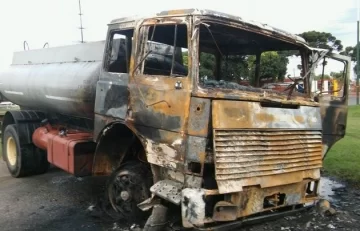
109,8,307,46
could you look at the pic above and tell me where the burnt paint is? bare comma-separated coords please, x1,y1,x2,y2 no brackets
93,114,116,142
130,100,182,132
191,89,318,107
187,97,211,137
131,124,185,171
185,135,207,163
94,72,129,139
320,98,348,157
319,53,350,157
212,100,322,129
133,122,161,140
102,84,129,116
94,74,129,119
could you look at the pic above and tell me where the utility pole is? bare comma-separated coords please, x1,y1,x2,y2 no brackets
357,0,359,105
78,0,84,43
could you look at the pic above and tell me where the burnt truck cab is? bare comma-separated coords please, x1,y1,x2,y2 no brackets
0,8,350,230
94,9,350,228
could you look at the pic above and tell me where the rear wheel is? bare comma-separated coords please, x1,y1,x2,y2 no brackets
3,124,49,177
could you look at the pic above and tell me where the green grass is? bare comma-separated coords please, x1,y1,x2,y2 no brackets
323,105,360,183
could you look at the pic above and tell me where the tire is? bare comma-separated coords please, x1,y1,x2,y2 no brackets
3,124,49,177
103,161,153,224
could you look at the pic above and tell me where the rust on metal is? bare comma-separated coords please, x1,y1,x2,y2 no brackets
212,101,322,129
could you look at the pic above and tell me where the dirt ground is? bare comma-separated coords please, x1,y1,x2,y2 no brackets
0,161,359,231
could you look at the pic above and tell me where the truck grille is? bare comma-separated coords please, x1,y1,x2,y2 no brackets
213,130,323,181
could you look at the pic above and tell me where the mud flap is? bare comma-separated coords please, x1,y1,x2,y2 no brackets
181,188,206,228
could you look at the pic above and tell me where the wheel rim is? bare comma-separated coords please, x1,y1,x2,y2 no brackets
6,137,17,166
107,168,150,219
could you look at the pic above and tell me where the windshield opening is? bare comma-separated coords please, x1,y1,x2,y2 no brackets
197,22,309,97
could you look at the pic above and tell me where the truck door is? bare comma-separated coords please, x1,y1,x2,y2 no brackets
126,18,192,170
318,53,351,158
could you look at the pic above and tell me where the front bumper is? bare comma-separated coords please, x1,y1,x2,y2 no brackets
181,178,319,229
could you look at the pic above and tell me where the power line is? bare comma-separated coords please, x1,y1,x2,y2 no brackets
78,0,84,43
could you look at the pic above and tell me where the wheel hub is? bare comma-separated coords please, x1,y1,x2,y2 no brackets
6,137,17,166
107,165,151,219
120,191,130,201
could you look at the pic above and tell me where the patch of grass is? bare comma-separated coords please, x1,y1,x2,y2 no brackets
323,105,360,183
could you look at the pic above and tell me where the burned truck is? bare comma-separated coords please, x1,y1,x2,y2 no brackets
0,9,350,230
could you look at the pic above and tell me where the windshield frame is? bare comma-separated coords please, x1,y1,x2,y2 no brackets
192,16,313,101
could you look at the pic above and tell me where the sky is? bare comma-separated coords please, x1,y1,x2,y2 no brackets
0,0,358,78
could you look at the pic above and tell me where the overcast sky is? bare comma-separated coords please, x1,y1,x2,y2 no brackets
0,0,357,78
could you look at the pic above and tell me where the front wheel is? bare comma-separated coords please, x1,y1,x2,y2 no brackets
3,124,49,177
104,161,153,224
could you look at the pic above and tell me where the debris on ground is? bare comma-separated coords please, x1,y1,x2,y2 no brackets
316,199,337,216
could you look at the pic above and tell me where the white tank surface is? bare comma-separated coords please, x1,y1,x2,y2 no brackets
0,39,186,120
0,41,105,119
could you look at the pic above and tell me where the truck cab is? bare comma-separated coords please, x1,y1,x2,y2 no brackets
0,9,351,230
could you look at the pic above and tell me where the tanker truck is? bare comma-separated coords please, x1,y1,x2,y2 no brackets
0,9,351,230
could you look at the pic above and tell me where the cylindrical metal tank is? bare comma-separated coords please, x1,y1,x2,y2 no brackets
0,41,105,119
0,39,187,120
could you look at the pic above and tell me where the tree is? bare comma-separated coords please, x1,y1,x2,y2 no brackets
298,31,343,53
199,53,216,77
340,45,357,76
330,71,344,79
195,51,289,84
247,52,289,83
314,74,331,80
182,51,188,67
340,46,356,60
221,55,250,82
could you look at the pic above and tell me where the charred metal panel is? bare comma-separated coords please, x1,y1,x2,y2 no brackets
231,179,316,218
181,188,206,228
150,179,183,205
187,97,210,137
94,75,129,119
192,179,317,224
191,90,319,107
133,124,185,171
319,53,350,157
185,136,207,163
320,99,347,157
213,129,322,193
127,16,192,135
184,174,202,188
92,122,136,176
161,168,185,183
128,80,188,132
94,72,129,140
155,9,306,44
93,114,114,141
212,101,321,129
